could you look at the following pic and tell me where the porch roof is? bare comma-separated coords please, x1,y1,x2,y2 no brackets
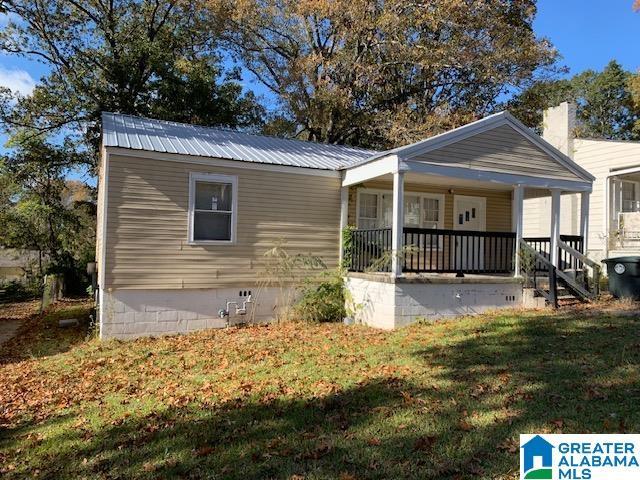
342,111,594,192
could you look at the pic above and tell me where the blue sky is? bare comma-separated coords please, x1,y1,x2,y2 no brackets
0,0,638,177
535,0,639,73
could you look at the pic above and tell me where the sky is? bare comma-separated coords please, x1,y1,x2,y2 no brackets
0,0,638,179
534,0,639,73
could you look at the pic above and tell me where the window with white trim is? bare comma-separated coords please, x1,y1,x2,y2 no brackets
356,189,444,231
422,197,440,229
189,173,237,243
358,192,378,229
621,180,640,213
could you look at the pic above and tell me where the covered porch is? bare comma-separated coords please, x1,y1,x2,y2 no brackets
338,112,595,328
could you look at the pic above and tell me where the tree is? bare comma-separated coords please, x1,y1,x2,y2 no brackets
508,60,640,140
629,71,640,137
0,132,94,289
0,0,265,164
213,0,558,149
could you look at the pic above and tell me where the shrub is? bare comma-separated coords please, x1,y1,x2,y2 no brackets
0,278,41,304
341,225,355,269
295,271,345,323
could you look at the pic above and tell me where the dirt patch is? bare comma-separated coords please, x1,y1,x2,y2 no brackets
563,294,640,317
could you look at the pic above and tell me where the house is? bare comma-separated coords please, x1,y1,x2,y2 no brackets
0,248,41,284
97,111,594,339
521,435,554,475
524,102,640,263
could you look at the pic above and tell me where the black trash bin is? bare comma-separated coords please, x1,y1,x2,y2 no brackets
602,256,640,299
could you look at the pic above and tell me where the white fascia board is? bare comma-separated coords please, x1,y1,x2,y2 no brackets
342,155,400,186
609,164,640,176
105,146,341,178
403,160,593,192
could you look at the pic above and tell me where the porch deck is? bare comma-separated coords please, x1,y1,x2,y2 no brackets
346,271,521,284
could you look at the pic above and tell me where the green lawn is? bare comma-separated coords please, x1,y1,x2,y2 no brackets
1,301,639,479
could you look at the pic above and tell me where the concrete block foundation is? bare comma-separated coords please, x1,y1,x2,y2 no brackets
346,273,524,329
99,286,288,339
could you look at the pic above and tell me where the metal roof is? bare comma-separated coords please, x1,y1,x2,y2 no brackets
101,112,376,170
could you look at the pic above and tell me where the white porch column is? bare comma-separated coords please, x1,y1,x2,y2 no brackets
580,191,590,255
550,189,562,268
339,186,349,265
512,185,524,276
391,171,405,277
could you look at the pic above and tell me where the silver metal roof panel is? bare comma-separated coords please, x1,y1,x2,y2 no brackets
102,112,376,170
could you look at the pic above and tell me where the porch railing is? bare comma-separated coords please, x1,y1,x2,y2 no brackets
348,228,392,273
522,235,584,272
346,228,588,276
347,227,516,274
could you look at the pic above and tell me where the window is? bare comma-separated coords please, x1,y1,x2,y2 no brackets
188,173,237,243
621,181,640,213
422,197,440,229
404,195,421,227
358,193,378,229
356,189,444,235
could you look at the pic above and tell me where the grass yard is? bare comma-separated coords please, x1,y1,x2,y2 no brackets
1,300,640,479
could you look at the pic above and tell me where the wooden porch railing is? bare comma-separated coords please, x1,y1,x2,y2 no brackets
347,227,516,274
522,235,584,272
521,237,600,305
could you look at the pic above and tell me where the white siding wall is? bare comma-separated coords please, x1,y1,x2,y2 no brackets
522,139,640,257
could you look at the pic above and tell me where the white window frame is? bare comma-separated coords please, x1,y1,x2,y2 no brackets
355,188,445,230
188,172,238,244
620,180,640,213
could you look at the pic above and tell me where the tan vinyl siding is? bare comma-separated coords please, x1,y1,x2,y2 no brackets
104,154,341,289
413,125,581,181
347,180,512,231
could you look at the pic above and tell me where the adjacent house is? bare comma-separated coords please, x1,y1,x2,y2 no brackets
0,248,41,284
97,111,594,339
524,102,640,262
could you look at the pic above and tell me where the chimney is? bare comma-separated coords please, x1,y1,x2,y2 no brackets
542,102,576,158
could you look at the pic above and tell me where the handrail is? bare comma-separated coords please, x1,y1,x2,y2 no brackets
520,240,558,308
348,227,517,274
557,240,599,271
557,239,600,299
520,240,554,268
554,268,592,300
522,239,597,303
404,227,515,238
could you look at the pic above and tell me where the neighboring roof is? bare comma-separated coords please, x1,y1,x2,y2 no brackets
344,111,595,182
101,113,376,170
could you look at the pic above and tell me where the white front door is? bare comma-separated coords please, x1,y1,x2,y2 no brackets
453,196,487,271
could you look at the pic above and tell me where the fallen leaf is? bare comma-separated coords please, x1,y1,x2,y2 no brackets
414,435,437,452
